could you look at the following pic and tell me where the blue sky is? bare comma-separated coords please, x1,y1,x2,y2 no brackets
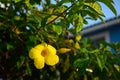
84,0,120,27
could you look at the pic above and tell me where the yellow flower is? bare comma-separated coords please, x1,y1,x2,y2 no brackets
29,44,59,69
75,35,82,41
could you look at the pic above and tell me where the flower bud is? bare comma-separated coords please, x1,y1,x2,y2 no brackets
58,48,71,53
75,35,82,41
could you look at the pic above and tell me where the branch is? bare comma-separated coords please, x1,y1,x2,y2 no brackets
46,3,75,25
36,1,77,34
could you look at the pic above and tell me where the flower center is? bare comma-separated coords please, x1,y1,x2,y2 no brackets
41,49,47,57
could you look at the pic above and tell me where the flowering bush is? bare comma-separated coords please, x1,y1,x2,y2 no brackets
0,0,120,79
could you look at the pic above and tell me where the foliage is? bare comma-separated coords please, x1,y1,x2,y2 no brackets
0,0,120,79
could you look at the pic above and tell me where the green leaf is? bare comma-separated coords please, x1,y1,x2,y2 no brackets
76,14,83,32
73,58,90,75
84,9,104,21
52,25,62,35
15,0,21,3
16,56,25,69
100,0,117,16
48,34,57,42
84,10,98,20
63,55,70,73
96,55,107,71
83,19,88,24
28,12,42,25
7,43,13,50
56,0,69,6
74,58,89,68
96,57,102,70
26,62,32,76
76,23,83,33
73,14,79,23
29,35,36,43
41,17,48,27
85,2,105,16
26,35,37,50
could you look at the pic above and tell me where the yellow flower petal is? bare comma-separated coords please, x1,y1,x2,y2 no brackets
45,54,59,66
34,56,45,69
34,44,44,51
46,45,56,55
29,48,41,59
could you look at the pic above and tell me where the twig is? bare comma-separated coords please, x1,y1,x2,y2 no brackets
36,1,77,34
46,3,75,25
